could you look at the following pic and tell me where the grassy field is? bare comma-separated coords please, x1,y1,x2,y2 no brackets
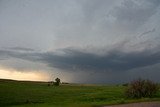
0,79,160,107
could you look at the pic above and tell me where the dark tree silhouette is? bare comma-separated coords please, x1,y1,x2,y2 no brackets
54,78,60,86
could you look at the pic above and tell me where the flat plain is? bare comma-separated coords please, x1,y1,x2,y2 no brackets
0,79,160,107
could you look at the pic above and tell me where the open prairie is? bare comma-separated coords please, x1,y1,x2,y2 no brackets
0,79,160,107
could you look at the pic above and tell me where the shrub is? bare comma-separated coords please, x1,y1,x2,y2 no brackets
122,83,128,86
125,79,159,98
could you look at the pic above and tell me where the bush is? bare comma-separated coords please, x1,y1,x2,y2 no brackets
125,79,159,98
122,83,128,86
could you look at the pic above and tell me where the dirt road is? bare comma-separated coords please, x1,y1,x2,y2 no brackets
103,102,160,107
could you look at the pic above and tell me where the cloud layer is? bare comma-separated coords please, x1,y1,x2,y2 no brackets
0,0,160,83
0,43,160,72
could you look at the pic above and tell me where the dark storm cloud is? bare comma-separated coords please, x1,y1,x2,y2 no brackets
40,47,160,72
1,46,160,73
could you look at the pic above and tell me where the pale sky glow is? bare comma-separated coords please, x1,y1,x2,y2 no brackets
0,69,49,81
0,0,160,83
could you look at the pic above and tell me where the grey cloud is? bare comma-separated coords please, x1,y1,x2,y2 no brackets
78,0,116,22
139,28,156,37
40,47,160,72
0,48,40,61
7,47,35,51
1,45,160,73
109,0,160,30
0,48,46,71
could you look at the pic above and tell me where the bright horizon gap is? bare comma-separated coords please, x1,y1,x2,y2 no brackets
0,69,49,82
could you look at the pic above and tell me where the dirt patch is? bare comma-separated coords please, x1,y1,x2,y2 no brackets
103,102,160,107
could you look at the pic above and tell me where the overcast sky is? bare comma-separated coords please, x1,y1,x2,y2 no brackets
0,0,160,83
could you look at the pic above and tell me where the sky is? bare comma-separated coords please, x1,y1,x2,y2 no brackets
0,0,160,83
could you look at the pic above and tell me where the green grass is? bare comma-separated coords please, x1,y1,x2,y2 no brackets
0,79,160,107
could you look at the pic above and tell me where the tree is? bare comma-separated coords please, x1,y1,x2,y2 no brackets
54,78,60,86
